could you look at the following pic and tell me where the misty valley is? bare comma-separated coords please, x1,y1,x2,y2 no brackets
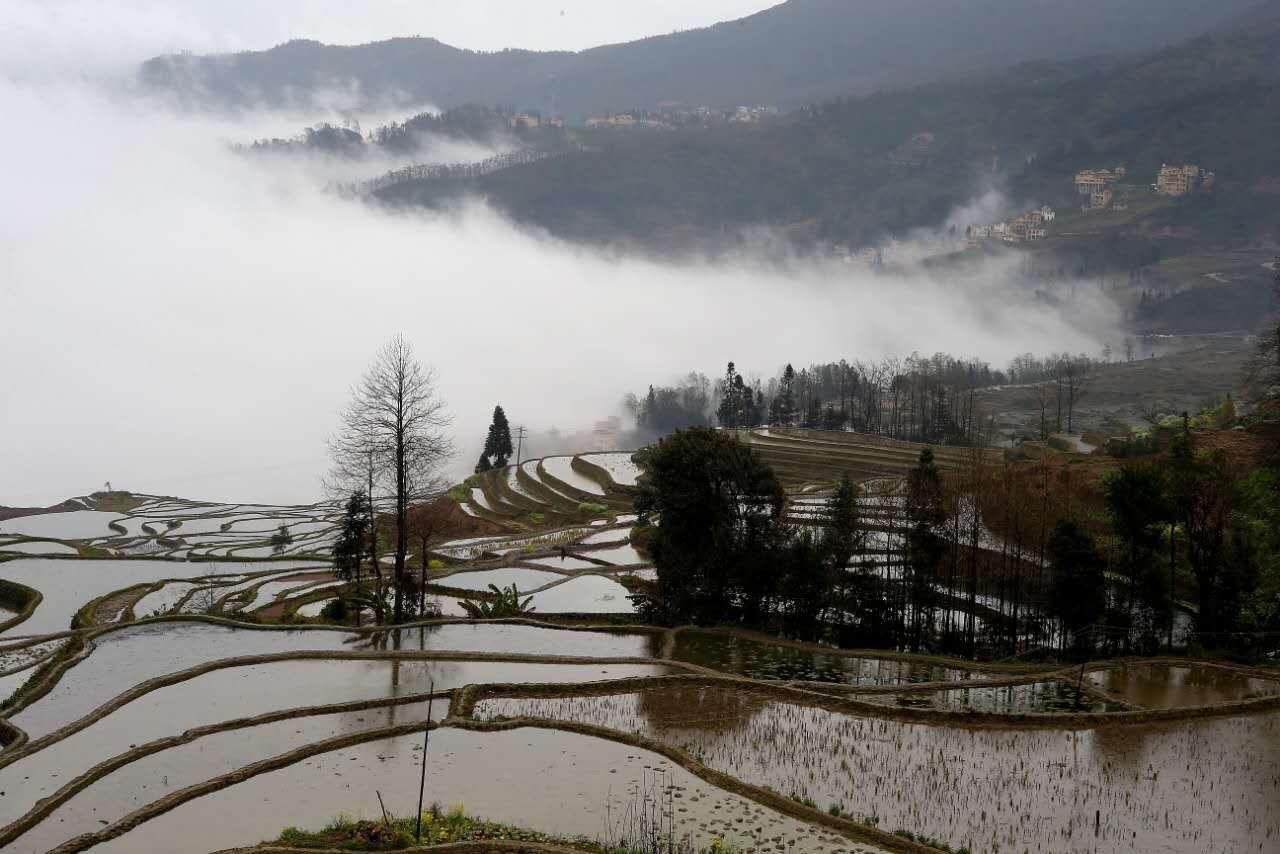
3,2,1280,853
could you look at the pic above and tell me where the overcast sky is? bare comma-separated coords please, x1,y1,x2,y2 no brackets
3,1,780,78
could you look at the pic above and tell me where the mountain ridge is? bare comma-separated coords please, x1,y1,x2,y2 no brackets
140,0,1264,115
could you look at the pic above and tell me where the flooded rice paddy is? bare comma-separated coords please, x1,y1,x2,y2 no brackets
2,496,1276,853
669,629,991,685
863,680,1124,713
524,575,635,613
0,559,324,637
74,729,876,854
1087,662,1280,708
477,685,1280,853
434,566,566,592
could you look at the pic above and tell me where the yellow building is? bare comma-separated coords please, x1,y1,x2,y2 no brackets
1156,163,1214,196
1075,167,1125,195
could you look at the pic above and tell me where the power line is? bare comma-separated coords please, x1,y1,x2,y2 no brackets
514,425,528,467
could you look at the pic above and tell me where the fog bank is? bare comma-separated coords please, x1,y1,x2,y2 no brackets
0,80,1116,506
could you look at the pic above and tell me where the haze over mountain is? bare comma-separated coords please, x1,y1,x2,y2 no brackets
140,0,1263,115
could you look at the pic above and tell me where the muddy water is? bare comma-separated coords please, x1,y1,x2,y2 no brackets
1088,663,1280,708
0,662,674,843
0,559,324,636
82,728,881,854
859,680,1122,713
670,630,987,684
477,687,1280,854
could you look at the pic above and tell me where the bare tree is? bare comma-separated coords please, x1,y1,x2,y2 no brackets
330,336,453,623
1030,381,1054,440
1062,355,1095,434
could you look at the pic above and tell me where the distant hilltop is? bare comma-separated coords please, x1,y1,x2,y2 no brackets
137,0,1262,115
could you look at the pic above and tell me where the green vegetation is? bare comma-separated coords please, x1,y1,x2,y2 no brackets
460,584,535,618
635,427,860,639
269,524,294,555
272,804,580,850
269,805,744,853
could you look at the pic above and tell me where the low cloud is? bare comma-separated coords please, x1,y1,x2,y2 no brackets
0,80,1116,506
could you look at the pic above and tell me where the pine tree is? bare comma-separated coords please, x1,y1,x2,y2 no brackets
332,490,372,624
639,385,659,432
774,364,797,425
904,448,945,650
717,362,742,427
483,405,514,467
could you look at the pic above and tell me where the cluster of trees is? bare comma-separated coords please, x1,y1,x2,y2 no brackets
358,148,566,196
632,351,1102,446
328,336,453,625
634,427,841,638
634,428,997,651
1050,429,1277,655
635,421,1279,660
247,106,566,158
627,374,713,436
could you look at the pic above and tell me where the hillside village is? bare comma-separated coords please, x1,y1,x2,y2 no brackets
965,160,1219,245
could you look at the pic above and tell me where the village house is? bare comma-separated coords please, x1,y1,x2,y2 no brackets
1156,163,1215,196
1075,167,1126,195
1086,187,1114,212
968,206,1054,245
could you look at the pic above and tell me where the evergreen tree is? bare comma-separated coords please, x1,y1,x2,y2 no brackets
1103,464,1170,648
332,491,372,623
773,364,797,425
823,472,863,570
717,362,742,427
483,405,514,467
635,427,786,624
904,448,945,650
640,385,659,431
474,452,492,474
1047,519,1107,654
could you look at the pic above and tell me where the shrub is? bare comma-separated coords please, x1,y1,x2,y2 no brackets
527,512,545,524
460,584,535,618
578,502,608,514
320,598,348,621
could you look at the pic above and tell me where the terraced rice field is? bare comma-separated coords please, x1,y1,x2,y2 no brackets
454,452,635,523
1,478,1275,854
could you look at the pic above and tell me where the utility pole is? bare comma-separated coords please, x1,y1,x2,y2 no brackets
514,425,527,466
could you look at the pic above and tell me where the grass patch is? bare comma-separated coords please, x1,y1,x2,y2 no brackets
271,804,744,852
273,804,593,851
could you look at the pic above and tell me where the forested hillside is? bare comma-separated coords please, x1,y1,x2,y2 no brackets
139,0,1260,116
376,7,1280,252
